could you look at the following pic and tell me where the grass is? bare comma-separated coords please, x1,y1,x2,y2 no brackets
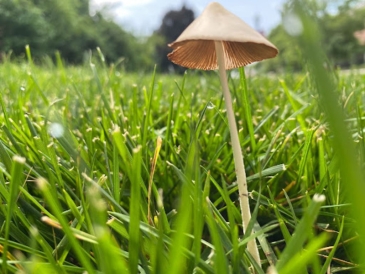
0,13,365,274
0,54,363,273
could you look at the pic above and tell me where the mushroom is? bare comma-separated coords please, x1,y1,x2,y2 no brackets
167,2,278,267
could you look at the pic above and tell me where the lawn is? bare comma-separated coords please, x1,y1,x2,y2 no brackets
0,45,364,274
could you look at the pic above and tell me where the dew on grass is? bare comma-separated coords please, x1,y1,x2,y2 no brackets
283,13,303,36
48,123,64,138
207,101,215,109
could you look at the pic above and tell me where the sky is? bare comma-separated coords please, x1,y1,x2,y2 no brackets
90,0,286,36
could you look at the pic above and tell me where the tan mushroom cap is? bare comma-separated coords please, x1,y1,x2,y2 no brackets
168,2,278,70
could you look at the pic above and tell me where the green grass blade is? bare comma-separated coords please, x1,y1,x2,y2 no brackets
204,197,229,274
36,178,95,274
239,67,256,151
128,146,142,274
142,65,157,147
320,216,345,274
2,156,26,273
276,194,326,271
167,182,193,273
278,233,329,274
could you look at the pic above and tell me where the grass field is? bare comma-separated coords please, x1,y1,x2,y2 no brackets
0,44,364,274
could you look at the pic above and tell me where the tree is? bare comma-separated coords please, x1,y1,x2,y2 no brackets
155,5,195,72
29,0,97,63
78,0,89,16
263,0,365,71
0,0,153,69
260,24,303,72
0,0,52,57
322,7,365,67
91,14,153,70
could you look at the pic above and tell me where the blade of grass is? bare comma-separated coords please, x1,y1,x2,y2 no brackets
320,215,345,274
239,67,256,151
275,194,326,271
2,156,26,274
278,233,329,274
142,65,157,147
128,145,142,274
36,178,95,274
204,197,229,274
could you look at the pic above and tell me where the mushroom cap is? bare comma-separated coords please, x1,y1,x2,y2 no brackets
168,2,278,70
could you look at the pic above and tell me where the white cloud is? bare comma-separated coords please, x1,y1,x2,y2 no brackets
90,0,286,36
90,0,153,10
119,0,153,7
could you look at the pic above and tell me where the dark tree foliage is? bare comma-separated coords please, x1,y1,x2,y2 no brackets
0,0,53,57
0,0,151,70
322,7,365,67
155,5,195,72
78,0,90,16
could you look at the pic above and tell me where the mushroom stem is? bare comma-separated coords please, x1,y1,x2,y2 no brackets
214,40,261,267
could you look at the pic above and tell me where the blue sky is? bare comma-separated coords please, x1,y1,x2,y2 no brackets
90,0,286,36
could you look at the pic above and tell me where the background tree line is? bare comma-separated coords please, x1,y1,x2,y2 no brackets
0,0,364,72
262,0,365,72
0,0,156,70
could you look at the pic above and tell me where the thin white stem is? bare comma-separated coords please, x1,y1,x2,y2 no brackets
214,40,261,267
